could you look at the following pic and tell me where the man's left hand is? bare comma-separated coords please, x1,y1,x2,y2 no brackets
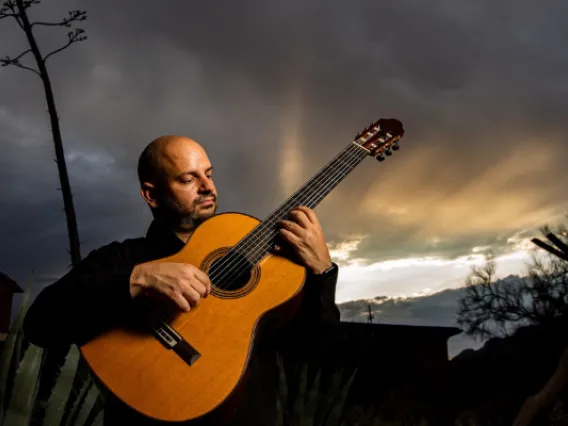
275,205,333,274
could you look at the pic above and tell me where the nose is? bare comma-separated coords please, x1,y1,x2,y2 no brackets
198,176,216,194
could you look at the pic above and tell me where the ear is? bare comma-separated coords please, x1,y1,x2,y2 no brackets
140,181,159,209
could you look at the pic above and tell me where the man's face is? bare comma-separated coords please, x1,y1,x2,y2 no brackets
153,139,218,229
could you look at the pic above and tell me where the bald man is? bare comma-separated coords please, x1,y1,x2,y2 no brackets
23,136,340,425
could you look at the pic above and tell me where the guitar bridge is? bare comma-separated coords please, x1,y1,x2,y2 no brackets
151,320,201,366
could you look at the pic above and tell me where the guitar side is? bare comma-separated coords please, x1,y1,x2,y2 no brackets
79,212,307,423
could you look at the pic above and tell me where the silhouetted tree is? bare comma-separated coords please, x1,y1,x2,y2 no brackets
367,304,374,324
0,0,87,266
512,227,568,426
456,226,568,339
1,3,89,421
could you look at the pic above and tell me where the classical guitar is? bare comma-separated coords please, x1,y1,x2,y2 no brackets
80,118,405,423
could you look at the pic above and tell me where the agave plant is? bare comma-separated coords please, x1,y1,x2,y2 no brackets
276,352,357,426
0,287,104,426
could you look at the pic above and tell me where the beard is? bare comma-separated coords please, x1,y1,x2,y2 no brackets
157,193,217,230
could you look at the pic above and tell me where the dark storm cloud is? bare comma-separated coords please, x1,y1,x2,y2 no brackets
2,0,568,298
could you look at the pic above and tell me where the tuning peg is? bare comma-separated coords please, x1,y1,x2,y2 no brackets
392,143,400,151
385,149,392,156
376,153,385,162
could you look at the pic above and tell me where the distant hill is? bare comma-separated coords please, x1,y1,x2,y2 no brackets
337,274,532,358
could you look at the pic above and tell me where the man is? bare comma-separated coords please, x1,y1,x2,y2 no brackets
23,135,340,425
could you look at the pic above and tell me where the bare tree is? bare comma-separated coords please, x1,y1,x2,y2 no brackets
512,230,568,426
0,0,87,266
456,231,568,339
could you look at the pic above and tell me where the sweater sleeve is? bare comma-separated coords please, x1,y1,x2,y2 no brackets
272,263,341,352
23,242,136,349
301,264,341,325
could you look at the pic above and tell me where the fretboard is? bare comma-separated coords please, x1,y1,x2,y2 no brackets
232,142,369,264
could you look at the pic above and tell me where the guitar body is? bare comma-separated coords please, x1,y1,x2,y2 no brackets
80,212,307,423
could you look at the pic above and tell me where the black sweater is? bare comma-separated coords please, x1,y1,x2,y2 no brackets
23,218,340,425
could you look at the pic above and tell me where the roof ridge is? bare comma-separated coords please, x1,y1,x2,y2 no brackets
0,271,23,293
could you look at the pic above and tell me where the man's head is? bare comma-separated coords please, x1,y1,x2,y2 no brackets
137,135,218,232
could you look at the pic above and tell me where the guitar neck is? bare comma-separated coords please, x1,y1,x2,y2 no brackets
233,142,370,263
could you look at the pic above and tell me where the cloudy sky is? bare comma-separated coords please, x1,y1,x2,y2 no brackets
2,1,567,353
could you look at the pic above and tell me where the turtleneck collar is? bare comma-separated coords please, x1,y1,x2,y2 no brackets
145,218,185,253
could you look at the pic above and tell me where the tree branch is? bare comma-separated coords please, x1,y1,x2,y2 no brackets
5,48,32,62
0,0,24,28
0,0,16,17
0,58,41,76
31,9,86,28
43,41,72,63
0,49,35,73
43,28,87,62
0,11,17,20
20,0,41,9
456,246,568,339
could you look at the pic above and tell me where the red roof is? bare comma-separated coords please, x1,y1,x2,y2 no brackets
0,272,23,294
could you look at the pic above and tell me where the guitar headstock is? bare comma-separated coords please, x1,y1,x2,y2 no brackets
354,118,405,162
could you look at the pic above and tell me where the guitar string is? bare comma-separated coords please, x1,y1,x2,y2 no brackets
153,142,368,322
210,142,369,290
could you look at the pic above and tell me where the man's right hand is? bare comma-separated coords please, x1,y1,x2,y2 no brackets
129,262,212,312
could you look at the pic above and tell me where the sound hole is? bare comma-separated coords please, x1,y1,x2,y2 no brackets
210,252,253,292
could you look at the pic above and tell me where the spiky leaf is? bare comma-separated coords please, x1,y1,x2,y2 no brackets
303,369,321,425
63,376,92,426
42,345,80,425
276,390,285,426
325,368,358,426
3,343,44,426
276,353,288,411
315,368,344,426
73,380,99,426
90,408,104,426
0,287,31,424
291,363,308,423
